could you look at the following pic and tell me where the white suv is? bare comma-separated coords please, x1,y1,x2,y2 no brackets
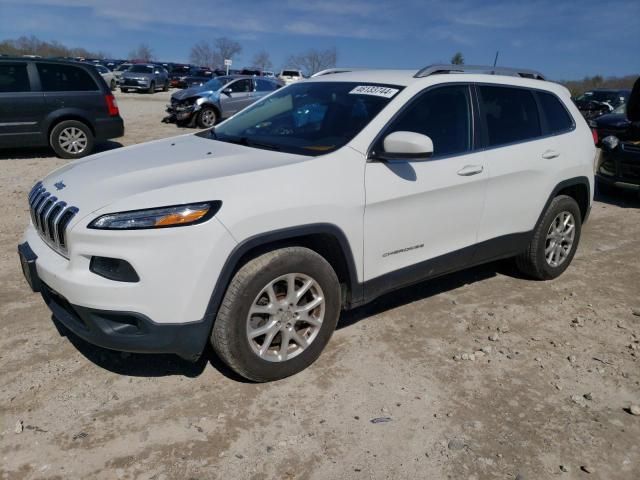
19,65,596,381
278,69,303,85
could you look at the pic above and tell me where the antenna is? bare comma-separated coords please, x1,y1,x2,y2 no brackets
492,51,500,72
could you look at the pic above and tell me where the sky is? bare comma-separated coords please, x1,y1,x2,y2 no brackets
1,0,639,80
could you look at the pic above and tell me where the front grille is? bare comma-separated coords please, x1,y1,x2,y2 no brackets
28,182,79,257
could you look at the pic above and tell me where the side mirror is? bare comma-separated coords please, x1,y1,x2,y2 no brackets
154,70,160,74
375,131,434,162
627,76,640,122
222,87,233,95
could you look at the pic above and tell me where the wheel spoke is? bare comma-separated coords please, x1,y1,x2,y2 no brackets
290,330,308,349
295,278,314,301
259,327,279,356
285,274,297,302
249,320,277,339
296,296,323,313
279,328,292,360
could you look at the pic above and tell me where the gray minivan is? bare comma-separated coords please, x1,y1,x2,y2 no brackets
0,58,124,158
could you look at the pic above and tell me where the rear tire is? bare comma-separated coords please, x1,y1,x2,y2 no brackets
110,79,116,91
148,81,155,94
162,81,169,92
515,195,582,280
120,87,129,93
211,247,341,382
49,120,94,159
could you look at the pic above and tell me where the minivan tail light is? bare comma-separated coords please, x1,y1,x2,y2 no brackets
591,128,598,145
105,94,119,116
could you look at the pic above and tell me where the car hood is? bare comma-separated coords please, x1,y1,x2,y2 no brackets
40,134,309,218
171,86,215,101
594,113,631,128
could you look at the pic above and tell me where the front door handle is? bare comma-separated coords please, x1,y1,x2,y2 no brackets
542,150,560,159
457,165,484,176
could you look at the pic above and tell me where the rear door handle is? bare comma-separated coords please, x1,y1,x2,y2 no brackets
457,165,484,176
542,150,560,159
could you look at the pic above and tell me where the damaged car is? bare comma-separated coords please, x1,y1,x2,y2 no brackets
164,75,280,128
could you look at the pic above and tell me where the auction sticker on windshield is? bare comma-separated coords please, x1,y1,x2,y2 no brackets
349,85,399,98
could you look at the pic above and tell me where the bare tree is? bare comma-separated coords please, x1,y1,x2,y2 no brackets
128,43,154,62
188,37,242,68
0,35,107,58
189,41,217,67
451,52,464,65
214,37,242,64
286,47,337,76
252,50,273,72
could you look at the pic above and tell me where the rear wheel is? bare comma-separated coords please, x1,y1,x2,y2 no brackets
110,79,116,91
211,247,341,382
196,106,217,128
120,87,129,93
49,120,94,159
162,81,169,92
148,81,155,94
515,195,582,280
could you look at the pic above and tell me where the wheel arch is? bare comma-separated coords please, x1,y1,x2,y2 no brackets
537,176,592,228
202,223,362,335
46,112,96,141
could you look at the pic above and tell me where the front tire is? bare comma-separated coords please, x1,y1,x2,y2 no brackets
196,106,217,128
211,247,341,382
515,195,582,280
49,120,94,159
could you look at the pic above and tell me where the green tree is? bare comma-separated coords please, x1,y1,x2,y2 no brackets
451,52,464,65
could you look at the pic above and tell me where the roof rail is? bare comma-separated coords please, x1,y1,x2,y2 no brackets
414,64,546,80
311,68,361,77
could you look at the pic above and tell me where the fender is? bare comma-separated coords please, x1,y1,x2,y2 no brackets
535,176,592,227
201,223,362,335
42,107,96,141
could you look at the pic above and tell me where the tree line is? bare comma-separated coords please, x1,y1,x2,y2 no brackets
2,36,637,89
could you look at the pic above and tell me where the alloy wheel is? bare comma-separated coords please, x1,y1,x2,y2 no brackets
545,211,575,267
246,273,325,362
58,127,88,155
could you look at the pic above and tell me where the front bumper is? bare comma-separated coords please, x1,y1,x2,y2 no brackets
20,214,237,357
41,280,209,360
596,143,640,190
165,103,198,122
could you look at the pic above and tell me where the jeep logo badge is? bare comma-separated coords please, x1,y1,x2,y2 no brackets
54,181,66,191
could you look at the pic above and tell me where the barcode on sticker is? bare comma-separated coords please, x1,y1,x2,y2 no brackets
349,85,399,98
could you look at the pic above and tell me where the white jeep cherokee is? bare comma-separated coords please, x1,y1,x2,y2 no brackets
19,65,596,381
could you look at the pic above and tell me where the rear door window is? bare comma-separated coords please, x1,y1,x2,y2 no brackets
478,85,541,147
37,63,98,92
0,63,31,92
536,91,574,135
228,79,253,93
255,79,278,92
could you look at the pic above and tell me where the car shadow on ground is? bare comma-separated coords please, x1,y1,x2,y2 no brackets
50,259,520,382
594,189,640,208
50,315,250,382
0,141,123,160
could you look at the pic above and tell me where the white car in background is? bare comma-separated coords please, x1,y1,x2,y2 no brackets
19,64,595,382
94,64,116,91
112,62,132,86
278,69,303,85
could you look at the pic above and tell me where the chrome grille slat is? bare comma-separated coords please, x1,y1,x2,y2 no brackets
27,183,79,258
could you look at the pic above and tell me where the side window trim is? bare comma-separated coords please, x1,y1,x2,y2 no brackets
472,82,577,152
367,82,474,161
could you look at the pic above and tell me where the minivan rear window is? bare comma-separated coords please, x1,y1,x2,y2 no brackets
478,85,541,147
37,63,98,92
282,70,300,77
537,91,574,135
0,63,30,92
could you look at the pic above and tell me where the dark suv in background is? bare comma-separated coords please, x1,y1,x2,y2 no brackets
0,58,124,159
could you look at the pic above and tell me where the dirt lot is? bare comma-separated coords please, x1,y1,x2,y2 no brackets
1,91,640,480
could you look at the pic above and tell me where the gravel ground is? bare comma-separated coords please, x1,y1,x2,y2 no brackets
1,91,640,480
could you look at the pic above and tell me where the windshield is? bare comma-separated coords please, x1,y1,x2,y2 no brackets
129,65,153,73
115,64,131,72
202,78,226,90
212,82,402,156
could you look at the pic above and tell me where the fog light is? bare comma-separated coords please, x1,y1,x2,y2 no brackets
90,257,139,283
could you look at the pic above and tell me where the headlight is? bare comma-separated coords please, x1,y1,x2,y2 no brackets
88,202,221,230
601,135,619,152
